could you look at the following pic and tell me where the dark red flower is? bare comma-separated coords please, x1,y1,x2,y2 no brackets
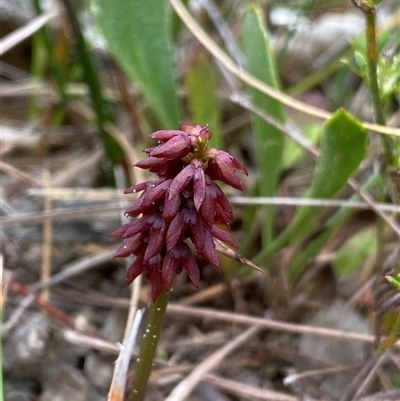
113,124,247,301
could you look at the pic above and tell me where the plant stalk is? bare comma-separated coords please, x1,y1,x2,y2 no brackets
130,287,170,401
363,5,397,166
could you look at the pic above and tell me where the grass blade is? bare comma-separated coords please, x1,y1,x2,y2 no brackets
241,5,286,247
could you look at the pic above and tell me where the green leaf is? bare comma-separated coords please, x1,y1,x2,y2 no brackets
286,109,367,242
92,0,180,128
185,53,222,149
255,109,368,264
242,5,286,246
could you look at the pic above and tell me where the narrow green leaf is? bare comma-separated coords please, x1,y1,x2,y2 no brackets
242,5,286,246
185,53,222,149
286,110,367,243
93,0,180,127
306,111,367,200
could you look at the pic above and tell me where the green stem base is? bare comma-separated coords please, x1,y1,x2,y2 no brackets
130,287,170,401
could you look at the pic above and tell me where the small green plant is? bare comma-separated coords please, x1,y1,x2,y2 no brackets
342,37,400,102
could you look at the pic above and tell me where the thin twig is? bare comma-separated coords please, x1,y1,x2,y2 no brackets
350,351,389,401
40,167,52,302
26,186,400,214
230,196,400,213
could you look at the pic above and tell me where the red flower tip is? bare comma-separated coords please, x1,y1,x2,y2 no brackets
178,123,203,136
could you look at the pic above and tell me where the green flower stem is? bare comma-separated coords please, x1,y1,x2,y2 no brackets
363,5,397,166
130,287,170,401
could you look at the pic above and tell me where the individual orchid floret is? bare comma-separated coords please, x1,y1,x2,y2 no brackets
205,149,248,191
112,124,247,301
148,133,191,161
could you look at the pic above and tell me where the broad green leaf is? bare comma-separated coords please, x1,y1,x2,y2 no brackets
286,110,367,243
268,109,367,253
242,5,286,247
185,53,222,149
92,0,180,128
306,111,367,200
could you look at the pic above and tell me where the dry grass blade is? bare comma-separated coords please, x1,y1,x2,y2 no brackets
356,390,400,401
62,329,122,355
284,365,358,387
28,246,118,291
169,0,400,137
230,196,400,213
0,10,60,56
164,325,261,401
231,92,400,237
0,204,124,227
7,278,75,329
340,351,389,401
0,160,43,187
166,304,400,348
205,375,300,401
108,309,145,401
2,292,35,337
28,188,400,214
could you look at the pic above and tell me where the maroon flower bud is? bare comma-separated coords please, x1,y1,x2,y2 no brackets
205,149,248,191
149,133,191,161
112,124,247,301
